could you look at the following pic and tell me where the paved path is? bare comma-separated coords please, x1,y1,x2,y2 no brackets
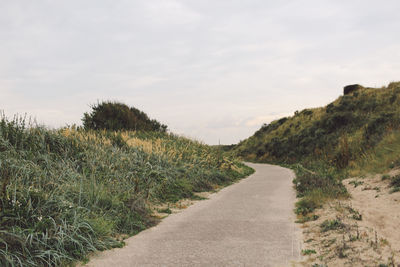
86,163,302,267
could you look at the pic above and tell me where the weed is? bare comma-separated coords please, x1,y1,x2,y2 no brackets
349,235,358,242
380,238,389,247
295,214,319,223
389,187,400,194
158,208,172,214
337,247,347,258
190,194,208,200
295,198,320,216
349,180,364,188
346,207,362,221
323,238,336,247
302,249,317,255
390,175,400,187
320,219,344,232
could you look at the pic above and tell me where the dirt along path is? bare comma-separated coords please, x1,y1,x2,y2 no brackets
85,163,302,267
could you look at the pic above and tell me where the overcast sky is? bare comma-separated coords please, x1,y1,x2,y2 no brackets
1,0,399,144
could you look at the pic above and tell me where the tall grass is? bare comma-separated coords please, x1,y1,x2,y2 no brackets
0,116,253,266
234,82,400,214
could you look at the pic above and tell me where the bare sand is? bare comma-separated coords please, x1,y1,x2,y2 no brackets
299,169,400,266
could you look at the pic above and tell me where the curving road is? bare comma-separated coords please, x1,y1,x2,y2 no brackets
85,163,302,267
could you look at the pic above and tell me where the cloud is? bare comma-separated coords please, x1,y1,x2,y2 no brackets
1,0,400,144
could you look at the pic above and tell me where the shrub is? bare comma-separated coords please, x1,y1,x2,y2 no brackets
295,198,320,215
389,175,400,193
302,249,317,255
320,219,344,232
82,101,167,132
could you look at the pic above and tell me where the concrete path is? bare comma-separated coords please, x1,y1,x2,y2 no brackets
86,163,302,267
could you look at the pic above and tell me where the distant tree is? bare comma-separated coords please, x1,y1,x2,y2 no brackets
82,101,168,132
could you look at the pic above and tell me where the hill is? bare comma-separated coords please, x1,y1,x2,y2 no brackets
0,116,252,266
235,82,400,172
233,81,400,211
233,81,400,265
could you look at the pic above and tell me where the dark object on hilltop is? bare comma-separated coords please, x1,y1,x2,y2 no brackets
344,84,363,95
82,101,167,132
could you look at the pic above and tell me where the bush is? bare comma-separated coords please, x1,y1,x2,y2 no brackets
320,219,344,232
295,198,320,215
82,101,167,132
391,175,400,186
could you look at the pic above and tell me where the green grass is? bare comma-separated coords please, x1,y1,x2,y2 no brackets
389,175,400,193
302,249,317,255
320,219,345,232
233,82,400,216
348,180,364,188
346,207,362,221
0,115,253,266
295,214,319,223
157,208,172,214
291,163,348,215
390,175,400,187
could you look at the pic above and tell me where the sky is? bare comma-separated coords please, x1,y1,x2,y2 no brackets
1,0,400,145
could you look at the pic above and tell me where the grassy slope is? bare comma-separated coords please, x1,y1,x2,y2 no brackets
234,81,400,214
0,118,253,266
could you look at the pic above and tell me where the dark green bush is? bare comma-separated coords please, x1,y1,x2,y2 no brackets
82,101,167,132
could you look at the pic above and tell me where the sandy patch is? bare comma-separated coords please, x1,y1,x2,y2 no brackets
297,200,397,266
297,170,400,266
344,169,400,262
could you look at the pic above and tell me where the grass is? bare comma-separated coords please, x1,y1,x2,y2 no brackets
346,207,362,221
295,214,319,223
320,219,345,232
292,163,348,216
302,249,317,255
232,82,400,217
157,208,172,214
390,175,400,187
0,116,254,266
348,180,364,188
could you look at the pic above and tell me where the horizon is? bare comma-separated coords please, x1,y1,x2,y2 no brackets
1,0,399,145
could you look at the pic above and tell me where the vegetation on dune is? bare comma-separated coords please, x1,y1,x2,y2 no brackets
233,81,400,213
82,101,167,132
0,115,252,266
